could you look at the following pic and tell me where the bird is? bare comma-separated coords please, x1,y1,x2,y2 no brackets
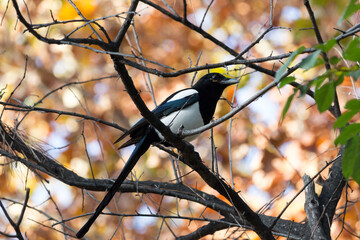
76,73,239,238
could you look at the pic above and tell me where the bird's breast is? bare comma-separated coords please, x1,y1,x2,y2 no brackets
156,101,204,142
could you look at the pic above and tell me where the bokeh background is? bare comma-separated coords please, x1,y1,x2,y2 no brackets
0,0,359,239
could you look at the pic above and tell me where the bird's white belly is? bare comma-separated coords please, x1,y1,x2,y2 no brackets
156,102,204,142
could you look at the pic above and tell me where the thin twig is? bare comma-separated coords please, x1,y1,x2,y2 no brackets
0,101,127,132
199,0,214,29
0,56,28,121
66,0,103,41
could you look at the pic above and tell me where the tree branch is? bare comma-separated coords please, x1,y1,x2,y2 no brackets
0,124,306,238
303,174,329,239
139,0,276,77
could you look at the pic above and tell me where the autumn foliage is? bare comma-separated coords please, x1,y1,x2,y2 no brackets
0,0,359,239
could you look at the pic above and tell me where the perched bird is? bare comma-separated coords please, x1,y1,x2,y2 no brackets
76,73,238,238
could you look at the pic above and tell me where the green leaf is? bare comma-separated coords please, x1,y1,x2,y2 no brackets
329,56,341,65
278,76,296,88
314,81,335,112
275,46,305,82
342,135,360,185
299,50,322,71
316,39,337,52
334,110,357,128
312,73,328,89
343,38,360,61
347,69,360,81
298,85,310,97
334,74,345,86
338,0,360,26
345,99,360,111
281,90,296,122
335,123,360,145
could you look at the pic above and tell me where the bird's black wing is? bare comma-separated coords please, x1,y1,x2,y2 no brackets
115,89,199,148
153,90,200,118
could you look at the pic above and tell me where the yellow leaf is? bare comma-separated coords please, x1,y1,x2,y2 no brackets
58,0,97,20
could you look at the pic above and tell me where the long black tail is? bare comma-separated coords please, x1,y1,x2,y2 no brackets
76,128,156,238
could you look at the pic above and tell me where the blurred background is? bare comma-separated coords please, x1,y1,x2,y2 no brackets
0,0,359,239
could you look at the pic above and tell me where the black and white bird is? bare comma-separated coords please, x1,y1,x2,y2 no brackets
76,73,238,238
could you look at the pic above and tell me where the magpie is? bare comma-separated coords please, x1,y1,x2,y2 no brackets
76,73,238,238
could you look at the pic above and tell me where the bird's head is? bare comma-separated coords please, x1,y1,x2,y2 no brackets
193,73,239,91
191,73,239,124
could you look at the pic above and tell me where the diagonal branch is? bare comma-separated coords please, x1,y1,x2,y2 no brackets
0,189,29,240
111,44,277,240
66,0,103,41
0,101,127,132
113,0,140,49
303,0,341,118
0,127,306,238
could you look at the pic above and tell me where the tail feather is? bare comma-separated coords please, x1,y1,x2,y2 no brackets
114,118,148,145
117,137,141,149
76,128,156,238
113,131,129,144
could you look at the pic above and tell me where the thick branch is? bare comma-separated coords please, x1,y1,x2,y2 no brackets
318,148,346,235
303,174,329,239
0,126,306,238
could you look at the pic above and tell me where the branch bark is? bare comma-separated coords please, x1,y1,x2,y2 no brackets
303,174,329,240
0,122,306,238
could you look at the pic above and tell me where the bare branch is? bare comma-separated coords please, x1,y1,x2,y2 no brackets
0,101,127,132
139,0,276,77
303,174,329,239
66,0,103,41
0,189,28,240
114,0,140,49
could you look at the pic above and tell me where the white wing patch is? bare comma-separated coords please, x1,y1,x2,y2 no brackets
166,89,198,101
156,97,204,142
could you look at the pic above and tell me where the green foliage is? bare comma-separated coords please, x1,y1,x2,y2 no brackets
279,43,336,120
335,123,360,145
329,56,341,65
334,99,360,185
282,66,357,116
299,50,322,71
276,20,360,185
342,135,360,184
334,111,358,129
334,99,360,128
275,46,305,82
345,99,360,110
338,0,360,26
280,89,297,122
313,73,328,89
276,47,320,122
316,39,337,53
347,69,360,80
278,76,296,89
314,81,335,113
343,38,360,61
